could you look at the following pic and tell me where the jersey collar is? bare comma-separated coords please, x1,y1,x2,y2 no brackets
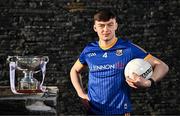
99,37,118,50
98,38,127,50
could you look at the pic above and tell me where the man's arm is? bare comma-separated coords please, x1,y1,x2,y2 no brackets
126,56,169,88
146,56,169,82
70,59,89,100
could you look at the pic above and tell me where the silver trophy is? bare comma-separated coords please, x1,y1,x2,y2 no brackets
7,56,49,94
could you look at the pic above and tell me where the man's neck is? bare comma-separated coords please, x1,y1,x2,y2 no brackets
99,37,117,50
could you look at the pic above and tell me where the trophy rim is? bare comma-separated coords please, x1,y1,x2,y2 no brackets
7,56,49,62
8,55,48,58
7,56,49,71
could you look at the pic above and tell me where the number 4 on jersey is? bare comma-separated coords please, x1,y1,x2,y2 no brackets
102,52,108,58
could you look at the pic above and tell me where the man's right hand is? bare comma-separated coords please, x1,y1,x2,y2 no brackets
79,93,91,110
78,92,90,101
81,98,90,110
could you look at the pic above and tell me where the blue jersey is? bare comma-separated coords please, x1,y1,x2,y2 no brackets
79,38,149,115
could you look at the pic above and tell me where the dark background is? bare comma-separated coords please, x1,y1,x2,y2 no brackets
0,0,179,115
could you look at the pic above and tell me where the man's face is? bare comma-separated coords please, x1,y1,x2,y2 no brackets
94,18,118,41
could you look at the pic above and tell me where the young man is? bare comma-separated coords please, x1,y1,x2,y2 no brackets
70,9,169,115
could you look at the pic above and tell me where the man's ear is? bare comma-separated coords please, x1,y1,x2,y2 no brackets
93,25,97,32
115,22,118,30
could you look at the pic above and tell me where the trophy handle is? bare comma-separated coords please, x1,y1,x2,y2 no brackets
7,56,17,62
34,70,41,74
42,56,49,63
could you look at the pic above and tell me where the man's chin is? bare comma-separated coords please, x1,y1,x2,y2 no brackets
100,36,112,41
103,37,111,41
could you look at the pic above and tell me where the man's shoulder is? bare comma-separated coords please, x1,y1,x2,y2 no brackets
117,37,129,43
84,41,98,49
82,41,99,52
116,37,132,47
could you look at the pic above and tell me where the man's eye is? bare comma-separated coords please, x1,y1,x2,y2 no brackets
99,25,104,28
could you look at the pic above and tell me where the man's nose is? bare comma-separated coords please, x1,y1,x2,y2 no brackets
103,25,109,32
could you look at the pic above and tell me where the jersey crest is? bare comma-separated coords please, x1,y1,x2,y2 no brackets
116,49,123,56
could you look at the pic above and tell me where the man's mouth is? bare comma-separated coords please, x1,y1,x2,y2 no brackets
103,33,110,37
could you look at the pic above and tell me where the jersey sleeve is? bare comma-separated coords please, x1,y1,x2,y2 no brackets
129,42,149,59
79,48,87,65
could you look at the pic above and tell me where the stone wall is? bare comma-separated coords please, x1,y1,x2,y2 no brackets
0,0,179,115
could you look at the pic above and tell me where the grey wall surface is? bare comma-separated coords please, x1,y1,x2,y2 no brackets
0,0,179,115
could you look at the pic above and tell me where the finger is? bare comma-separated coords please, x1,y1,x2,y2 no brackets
132,72,138,76
126,80,138,88
126,76,136,83
128,82,138,88
132,72,141,80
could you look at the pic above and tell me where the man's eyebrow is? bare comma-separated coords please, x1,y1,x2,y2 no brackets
97,23,105,25
97,22,114,25
108,22,114,25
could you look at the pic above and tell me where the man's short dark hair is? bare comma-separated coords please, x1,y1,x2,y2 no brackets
93,9,116,23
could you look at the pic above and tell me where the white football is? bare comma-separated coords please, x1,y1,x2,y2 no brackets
124,58,153,80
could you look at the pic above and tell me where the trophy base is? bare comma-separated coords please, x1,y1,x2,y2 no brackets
17,89,43,94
